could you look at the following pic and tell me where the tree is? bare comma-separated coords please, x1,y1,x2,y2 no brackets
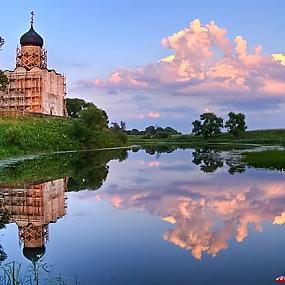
78,105,108,130
66,98,96,118
111,122,121,132
120,121,126,131
164,127,181,135
0,37,8,92
110,122,128,144
0,37,4,50
145,126,156,135
192,120,202,136
192,113,223,138
0,70,8,91
225,112,247,138
72,105,109,146
129,128,140,135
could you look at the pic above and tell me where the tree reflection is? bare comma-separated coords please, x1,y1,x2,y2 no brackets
0,210,9,266
192,148,224,173
67,149,128,191
0,149,128,268
192,147,246,174
0,149,128,192
141,145,178,155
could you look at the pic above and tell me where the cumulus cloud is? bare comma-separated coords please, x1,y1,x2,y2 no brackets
89,19,285,100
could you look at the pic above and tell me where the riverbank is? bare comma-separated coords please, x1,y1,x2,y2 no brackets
0,115,127,159
128,129,285,147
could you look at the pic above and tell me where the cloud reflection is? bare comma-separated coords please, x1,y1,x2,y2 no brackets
84,152,285,260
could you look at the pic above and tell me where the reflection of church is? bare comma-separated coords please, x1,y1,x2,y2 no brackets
0,12,67,116
0,178,67,263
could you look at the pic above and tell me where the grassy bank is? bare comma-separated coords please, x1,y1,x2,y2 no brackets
244,150,285,171
128,129,285,147
0,115,127,159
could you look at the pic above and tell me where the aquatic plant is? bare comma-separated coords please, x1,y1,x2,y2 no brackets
0,261,78,285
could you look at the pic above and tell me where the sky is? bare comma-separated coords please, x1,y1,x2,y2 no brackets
0,0,285,132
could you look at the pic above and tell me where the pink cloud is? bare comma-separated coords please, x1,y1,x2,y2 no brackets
148,111,160,118
148,161,160,167
87,19,285,99
89,178,285,260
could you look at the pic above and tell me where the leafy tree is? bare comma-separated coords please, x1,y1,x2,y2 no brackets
111,121,126,132
129,128,140,135
109,122,128,144
164,127,181,135
192,120,202,136
66,98,95,118
72,105,109,146
192,113,223,138
111,122,121,132
0,70,8,91
79,105,108,130
156,127,165,133
0,38,8,91
225,112,247,138
145,126,156,135
120,121,126,131
0,37,4,49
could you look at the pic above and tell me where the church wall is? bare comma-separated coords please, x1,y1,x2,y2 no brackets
42,178,66,224
41,70,65,116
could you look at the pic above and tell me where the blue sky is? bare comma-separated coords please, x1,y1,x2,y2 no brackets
1,1,285,131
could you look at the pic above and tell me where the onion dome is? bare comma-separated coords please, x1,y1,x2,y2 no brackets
20,25,44,48
20,12,44,48
23,246,46,263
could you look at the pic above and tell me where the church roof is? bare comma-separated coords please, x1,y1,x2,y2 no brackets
20,24,44,48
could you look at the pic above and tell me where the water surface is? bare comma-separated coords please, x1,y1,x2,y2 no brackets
0,147,284,284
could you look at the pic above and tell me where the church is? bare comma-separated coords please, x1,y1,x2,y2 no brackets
0,13,67,116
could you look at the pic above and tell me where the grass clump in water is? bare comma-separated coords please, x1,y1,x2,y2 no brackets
244,150,285,171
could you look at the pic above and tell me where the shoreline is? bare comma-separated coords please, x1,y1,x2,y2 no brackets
0,145,140,168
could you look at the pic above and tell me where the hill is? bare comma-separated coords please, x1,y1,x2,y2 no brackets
0,115,127,158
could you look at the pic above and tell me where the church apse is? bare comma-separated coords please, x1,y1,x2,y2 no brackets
0,178,67,263
0,12,67,117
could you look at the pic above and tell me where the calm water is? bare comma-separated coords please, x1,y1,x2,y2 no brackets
0,147,285,284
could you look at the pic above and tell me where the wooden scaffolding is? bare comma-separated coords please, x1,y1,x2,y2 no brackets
0,71,42,115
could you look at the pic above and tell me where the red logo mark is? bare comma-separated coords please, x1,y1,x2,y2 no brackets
276,276,285,283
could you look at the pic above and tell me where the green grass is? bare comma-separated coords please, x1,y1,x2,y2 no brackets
128,129,285,146
0,115,127,159
244,150,285,171
0,115,78,158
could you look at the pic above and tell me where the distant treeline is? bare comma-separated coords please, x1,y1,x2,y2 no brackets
126,126,181,139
